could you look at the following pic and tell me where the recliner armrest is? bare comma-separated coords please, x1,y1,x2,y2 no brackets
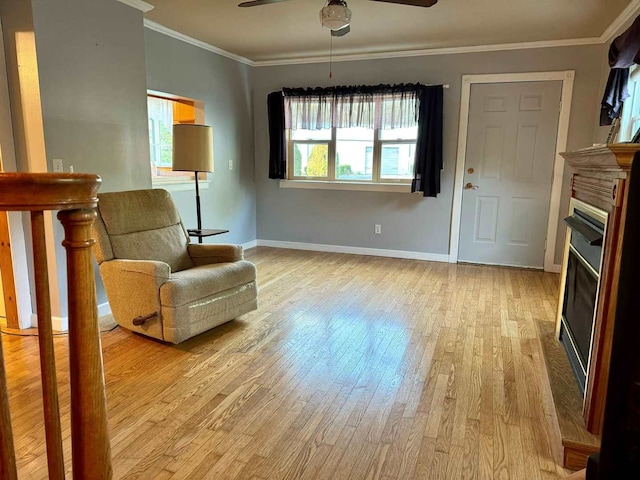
99,259,171,339
187,244,244,265
103,259,172,280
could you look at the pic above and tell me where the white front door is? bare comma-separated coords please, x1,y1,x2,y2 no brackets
457,81,562,268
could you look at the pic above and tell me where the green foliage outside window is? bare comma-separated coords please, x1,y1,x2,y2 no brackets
294,144,304,176
306,145,328,177
337,164,353,176
158,122,173,166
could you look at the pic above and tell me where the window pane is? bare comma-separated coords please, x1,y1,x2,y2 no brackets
379,126,418,141
380,143,415,180
292,143,329,177
336,127,374,180
291,128,331,141
147,97,174,168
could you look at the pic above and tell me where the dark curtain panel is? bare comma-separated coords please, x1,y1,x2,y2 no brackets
412,85,443,197
268,91,286,179
600,69,629,126
600,14,640,125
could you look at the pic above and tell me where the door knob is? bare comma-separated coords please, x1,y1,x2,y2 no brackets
464,182,479,190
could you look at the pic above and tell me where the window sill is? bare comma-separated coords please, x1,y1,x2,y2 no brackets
152,179,210,192
279,180,412,193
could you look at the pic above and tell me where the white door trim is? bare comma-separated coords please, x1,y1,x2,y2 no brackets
0,18,33,328
449,70,575,272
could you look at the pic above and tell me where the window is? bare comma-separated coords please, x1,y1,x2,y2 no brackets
269,83,443,196
285,88,420,184
619,66,640,142
147,92,203,181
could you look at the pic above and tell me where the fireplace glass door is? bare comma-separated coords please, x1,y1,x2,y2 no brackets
560,201,605,394
561,249,599,390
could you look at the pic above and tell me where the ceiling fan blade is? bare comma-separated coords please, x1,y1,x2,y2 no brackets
238,0,291,7
369,0,437,7
331,25,350,37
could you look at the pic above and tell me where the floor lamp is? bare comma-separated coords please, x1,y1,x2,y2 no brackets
172,124,214,236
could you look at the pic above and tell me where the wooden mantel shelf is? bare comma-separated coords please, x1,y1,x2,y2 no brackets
561,143,640,171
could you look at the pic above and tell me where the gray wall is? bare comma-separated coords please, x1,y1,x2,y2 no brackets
252,44,608,265
29,0,151,311
144,30,256,246
32,0,151,191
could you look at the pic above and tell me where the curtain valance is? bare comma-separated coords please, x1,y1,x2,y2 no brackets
283,84,422,130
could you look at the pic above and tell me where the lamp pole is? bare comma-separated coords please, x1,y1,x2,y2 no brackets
194,171,203,242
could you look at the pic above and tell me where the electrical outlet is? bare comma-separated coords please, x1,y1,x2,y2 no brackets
229,160,233,170
53,159,63,172
374,224,382,235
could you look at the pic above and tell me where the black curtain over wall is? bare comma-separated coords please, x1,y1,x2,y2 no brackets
412,85,443,197
268,91,286,179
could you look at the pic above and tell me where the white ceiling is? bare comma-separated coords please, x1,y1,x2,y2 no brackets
143,0,633,63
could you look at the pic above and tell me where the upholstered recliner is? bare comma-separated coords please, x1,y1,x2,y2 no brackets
92,188,257,344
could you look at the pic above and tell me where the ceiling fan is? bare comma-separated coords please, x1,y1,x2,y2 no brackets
238,0,438,37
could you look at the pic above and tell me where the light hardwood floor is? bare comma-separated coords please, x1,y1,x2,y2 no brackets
4,247,571,479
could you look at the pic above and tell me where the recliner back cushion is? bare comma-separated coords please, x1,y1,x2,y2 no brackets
97,189,194,272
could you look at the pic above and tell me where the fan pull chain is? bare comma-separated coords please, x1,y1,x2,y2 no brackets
329,34,333,79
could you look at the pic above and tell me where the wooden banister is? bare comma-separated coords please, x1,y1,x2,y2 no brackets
0,173,111,479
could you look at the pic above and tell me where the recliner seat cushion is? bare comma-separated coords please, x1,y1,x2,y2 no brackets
160,260,257,307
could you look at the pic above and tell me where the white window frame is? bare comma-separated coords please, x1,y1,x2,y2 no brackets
618,65,640,142
286,99,417,185
147,90,210,189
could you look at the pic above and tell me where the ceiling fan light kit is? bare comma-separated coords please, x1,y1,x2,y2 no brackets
237,0,438,38
319,0,352,31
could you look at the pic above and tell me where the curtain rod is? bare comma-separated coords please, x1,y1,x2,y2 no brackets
282,84,450,94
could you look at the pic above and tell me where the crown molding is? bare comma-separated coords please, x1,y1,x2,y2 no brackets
253,37,602,67
116,0,154,13
143,1,639,68
600,0,640,43
143,19,254,66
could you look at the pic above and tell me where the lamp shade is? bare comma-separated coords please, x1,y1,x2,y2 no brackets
320,0,351,30
172,124,214,172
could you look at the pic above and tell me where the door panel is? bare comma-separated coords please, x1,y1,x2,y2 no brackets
514,125,537,180
458,81,562,268
474,196,499,243
509,197,532,245
480,126,504,179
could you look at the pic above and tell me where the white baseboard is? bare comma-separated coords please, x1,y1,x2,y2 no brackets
29,302,113,332
52,316,68,332
241,239,258,250
98,302,112,318
256,239,450,263
547,263,563,274
32,313,68,332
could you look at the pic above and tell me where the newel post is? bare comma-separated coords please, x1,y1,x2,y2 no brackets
58,207,112,479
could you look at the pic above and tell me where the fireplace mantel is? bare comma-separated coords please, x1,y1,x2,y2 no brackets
550,143,640,469
561,143,638,171
560,144,640,214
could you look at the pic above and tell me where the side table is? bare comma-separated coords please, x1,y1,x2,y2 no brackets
187,228,229,244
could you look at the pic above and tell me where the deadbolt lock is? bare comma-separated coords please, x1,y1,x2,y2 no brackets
467,167,474,174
